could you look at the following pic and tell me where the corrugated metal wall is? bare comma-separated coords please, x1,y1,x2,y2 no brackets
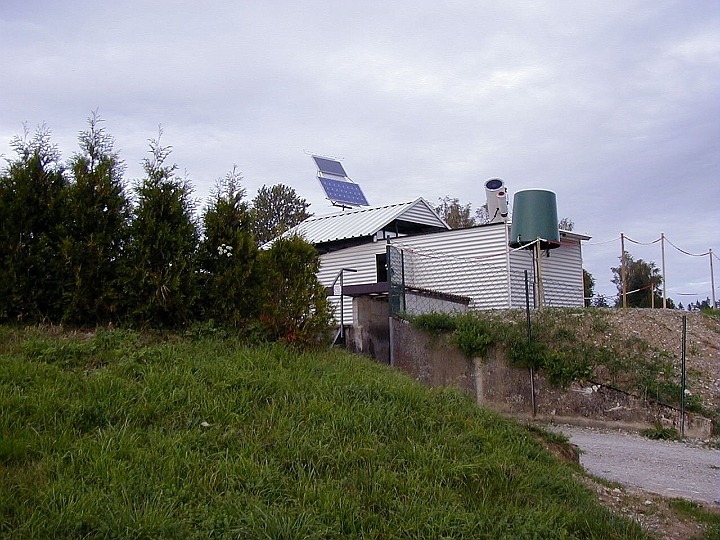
319,242,387,325
318,226,586,325
508,236,585,308
390,225,513,310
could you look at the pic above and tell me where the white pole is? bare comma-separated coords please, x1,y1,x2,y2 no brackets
620,233,627,309
710,249,716,309
535,239,545,310
661,232,667,309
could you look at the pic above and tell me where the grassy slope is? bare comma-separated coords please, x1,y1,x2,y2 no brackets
0,327,650,539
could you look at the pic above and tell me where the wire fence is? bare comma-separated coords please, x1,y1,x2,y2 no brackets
584,233,718,309
385,230,718,317
387,245,584,317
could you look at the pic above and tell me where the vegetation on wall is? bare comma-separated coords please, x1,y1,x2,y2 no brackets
409,309,710,418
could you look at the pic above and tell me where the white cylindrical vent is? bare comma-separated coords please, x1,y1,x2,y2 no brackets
485,178,508,223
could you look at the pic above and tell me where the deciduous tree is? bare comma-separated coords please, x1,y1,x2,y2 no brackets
251,184,311,245
611,251,671,308
435,196,476,229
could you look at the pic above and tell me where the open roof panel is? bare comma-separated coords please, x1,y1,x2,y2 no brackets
312,156,347,177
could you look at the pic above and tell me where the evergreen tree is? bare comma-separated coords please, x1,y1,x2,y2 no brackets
198,167,259,325
63,112,130,324
583,269,595,307
0,125,67,322
123,130,199,327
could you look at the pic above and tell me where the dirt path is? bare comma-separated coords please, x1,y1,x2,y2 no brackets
556,425,720,506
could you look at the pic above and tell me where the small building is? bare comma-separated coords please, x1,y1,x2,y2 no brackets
275,196,591,337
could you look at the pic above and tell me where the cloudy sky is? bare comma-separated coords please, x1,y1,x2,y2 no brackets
1,0,718,304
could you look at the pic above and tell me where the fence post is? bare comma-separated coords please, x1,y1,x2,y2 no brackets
525,270,536,417
710,249,716,309
620,233,628,309
661,232,667,308
681,315,686,437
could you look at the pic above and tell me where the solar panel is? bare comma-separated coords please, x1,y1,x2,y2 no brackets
318,177,369,207
312,156,347,177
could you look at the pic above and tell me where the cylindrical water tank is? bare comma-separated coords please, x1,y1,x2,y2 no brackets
509,189,560,249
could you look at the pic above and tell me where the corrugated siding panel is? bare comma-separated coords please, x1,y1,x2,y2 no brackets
509,238,584,308
390,225,512,310
400,200,447,227
268,198,447,247
319,242,387,325
318,226,586,326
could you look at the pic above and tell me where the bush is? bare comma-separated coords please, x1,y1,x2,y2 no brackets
256,235,332,345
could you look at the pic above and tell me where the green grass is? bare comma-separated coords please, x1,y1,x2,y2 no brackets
667,499,720,540
0,326,652,539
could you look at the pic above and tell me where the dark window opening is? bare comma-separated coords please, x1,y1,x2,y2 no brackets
376,253,387,283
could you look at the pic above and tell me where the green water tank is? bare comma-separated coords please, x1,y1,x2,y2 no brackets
509,189,560,250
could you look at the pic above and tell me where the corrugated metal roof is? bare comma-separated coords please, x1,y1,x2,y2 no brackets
268,197,449,247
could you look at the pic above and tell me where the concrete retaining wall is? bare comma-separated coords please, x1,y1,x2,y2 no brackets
388,317,712,438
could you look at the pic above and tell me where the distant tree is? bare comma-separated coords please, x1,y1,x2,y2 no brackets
198,166,259,325
611,251,665,308
592,294,610,308
435,196,476,229
558,217,574,231
123,130,199,327
0,124,67,322
62,112,130,324
474,203,490,225
688,297,715,312
582,269,595,307
251,184,311,245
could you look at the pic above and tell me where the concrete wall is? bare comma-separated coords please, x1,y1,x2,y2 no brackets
347,296,391,364
385,318,712,438
390,318,477,398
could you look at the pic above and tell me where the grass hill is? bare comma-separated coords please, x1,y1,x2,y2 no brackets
0,325,652,539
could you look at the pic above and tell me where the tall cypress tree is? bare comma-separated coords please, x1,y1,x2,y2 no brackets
123,130,199,327
0,125,67,322
198,167,259,326
63,112,130,324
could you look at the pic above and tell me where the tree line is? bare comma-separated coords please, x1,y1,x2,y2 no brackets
0,114,331,341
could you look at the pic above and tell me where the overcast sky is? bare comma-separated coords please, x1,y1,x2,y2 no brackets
1,0,718,304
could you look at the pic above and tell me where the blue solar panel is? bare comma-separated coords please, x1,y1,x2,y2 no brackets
313,156,347,177
318,177,369,206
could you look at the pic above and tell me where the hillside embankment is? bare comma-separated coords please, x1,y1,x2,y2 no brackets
393,308,719,437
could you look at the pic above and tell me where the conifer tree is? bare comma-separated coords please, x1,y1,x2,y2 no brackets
0,125,67,322
123,130,199,327
199,167,259,325
63,112,130,324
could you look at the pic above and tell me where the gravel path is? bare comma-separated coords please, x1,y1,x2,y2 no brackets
555,425,720,506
